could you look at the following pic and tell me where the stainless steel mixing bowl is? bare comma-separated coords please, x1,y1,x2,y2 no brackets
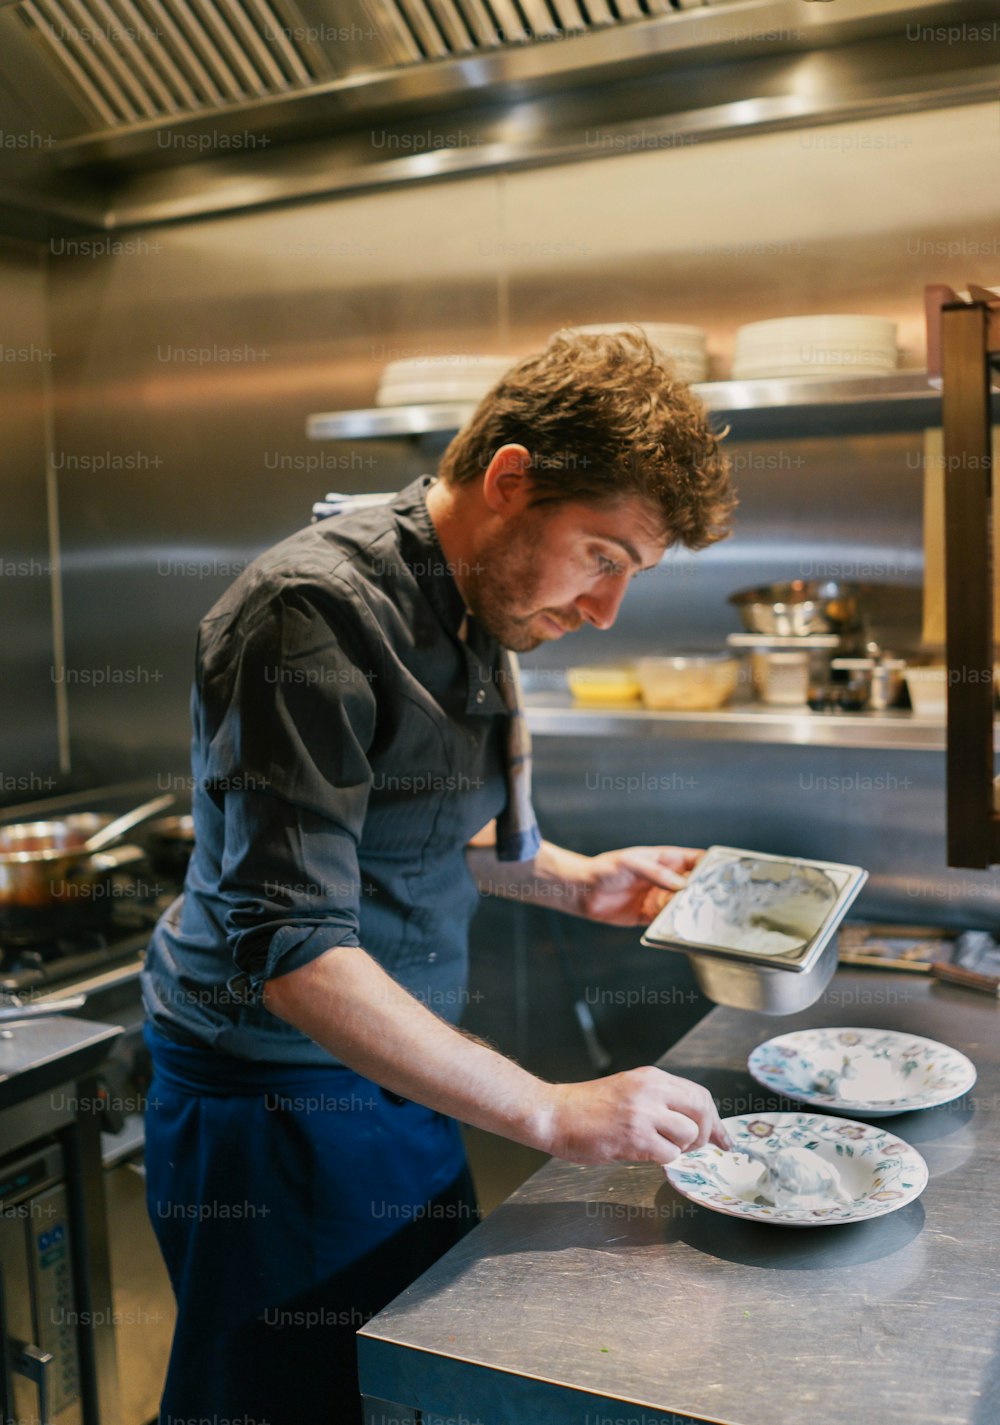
729,580,863,637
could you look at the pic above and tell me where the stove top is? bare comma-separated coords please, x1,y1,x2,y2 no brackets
0,871,182,996
0,782,189,999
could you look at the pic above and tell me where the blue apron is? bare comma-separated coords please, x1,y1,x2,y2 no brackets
143,1023,478,1424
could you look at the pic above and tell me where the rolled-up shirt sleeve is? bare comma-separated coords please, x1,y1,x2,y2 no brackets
195,583,379,1002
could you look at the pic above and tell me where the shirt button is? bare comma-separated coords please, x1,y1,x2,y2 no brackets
475,688,485,704
428,952,437,963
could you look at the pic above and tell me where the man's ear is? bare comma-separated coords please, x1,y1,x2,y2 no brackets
481,445,533,517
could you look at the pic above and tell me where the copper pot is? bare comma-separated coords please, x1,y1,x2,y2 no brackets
0,813,144,937
729,580,864,637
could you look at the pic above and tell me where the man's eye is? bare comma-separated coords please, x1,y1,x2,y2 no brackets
596,554,625,577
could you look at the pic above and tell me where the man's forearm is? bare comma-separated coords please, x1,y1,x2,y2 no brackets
465,838,594,916
263,945,556,1150
264,942,731,1165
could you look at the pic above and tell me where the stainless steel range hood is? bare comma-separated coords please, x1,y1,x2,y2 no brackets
0,0,997,237
9,0,330,132
9,0,678,145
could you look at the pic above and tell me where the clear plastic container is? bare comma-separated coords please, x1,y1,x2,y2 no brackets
636,654,740,711
750,650,811,705
903,666,947,717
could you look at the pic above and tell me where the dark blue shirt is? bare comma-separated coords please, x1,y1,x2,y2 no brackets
141,476,512,1064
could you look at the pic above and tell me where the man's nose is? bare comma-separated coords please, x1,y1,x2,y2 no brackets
576,575,630,630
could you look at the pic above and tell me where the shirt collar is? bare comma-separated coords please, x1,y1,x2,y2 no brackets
393,475,507,718
392,474,467,638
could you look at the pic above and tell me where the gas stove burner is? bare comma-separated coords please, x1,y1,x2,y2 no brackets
0,925,55,950
0,786,187,998
0,927,155,995
105,899,163,933
60,929,113,957
0,928,110,977
0,868,174,951
0,871,184,995
0,919,132,964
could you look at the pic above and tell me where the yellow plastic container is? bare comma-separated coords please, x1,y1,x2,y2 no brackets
566,665,642,707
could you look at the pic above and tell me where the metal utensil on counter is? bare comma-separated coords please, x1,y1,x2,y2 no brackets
0,993,87,1023
79,793,174,854
932,929,1000,996
931,962,1000,997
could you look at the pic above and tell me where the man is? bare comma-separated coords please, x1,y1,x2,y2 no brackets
140,330,737,1424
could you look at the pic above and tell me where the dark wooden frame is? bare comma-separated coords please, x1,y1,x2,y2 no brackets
927,283,1000,868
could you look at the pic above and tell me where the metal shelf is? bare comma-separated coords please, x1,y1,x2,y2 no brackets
306,372,1000,443
523,698,995,752
307,404,475,441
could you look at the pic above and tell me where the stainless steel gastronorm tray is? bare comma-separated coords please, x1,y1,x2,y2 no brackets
641,845,868,974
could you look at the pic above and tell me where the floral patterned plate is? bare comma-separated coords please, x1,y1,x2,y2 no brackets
747,1027,977,1116
665,1112,928,1227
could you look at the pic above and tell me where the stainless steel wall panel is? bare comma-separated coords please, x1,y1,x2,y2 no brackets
38,98,1000,916
46,176,503,788
498,103,1000,377
530,737,1000,927
0,241,61,807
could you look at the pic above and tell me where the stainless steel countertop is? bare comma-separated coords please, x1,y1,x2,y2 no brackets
0,1014,122,1112
358,971,1000,1425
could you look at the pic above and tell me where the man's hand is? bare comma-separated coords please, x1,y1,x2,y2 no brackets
465,839,704,924
576,844,704,926
541,1066,732,1165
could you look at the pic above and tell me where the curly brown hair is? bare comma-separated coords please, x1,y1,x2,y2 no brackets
438,329,736,550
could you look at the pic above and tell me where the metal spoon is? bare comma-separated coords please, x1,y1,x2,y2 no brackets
80,793,175,854
0,993,87,1023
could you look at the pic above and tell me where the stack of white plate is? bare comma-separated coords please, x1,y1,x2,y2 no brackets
375,355,515,408
731,315,898,380
567,323,709,383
